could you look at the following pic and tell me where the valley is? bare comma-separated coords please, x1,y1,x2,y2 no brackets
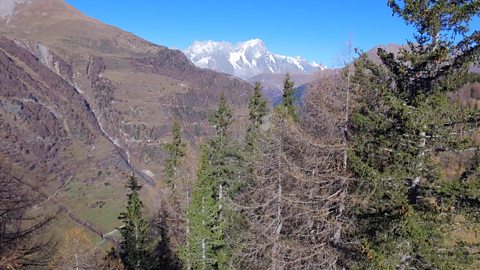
0,0,251,249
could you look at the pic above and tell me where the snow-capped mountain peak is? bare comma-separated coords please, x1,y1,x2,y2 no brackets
185,39,325,79
188,40,232,56
242,38,264,47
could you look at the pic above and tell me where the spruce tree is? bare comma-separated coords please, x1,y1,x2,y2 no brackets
281,73,297,120
245,82,268,151
164,119,186,188
182,93,242,269
182,146,225,270
118,175,157,270
349,1,480,268
209,92,233,142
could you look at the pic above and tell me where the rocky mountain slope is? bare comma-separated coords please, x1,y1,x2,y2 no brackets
0,0,252,240
185,39,325,79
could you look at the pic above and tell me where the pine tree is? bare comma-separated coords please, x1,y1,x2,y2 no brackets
281,73,297,120
118,175,157,270
182,93,242,269
164,119,186,188
245,82,268,151
349,1,480,268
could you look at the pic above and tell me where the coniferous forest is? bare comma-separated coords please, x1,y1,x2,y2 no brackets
1,0,480,269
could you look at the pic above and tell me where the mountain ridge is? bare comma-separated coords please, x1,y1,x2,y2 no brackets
0,0,252,241
185,38,325,79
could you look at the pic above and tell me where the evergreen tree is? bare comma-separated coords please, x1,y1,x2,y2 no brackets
281,73,297,120
182,147,225,270
209,92,233,142
164,119,186,188
118,175,157,270
349,1,480,268
182,94,242,269
245,82,268,151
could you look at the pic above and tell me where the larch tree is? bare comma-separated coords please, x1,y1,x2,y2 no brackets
49,228,98,270
236,75,351,269
0,158,55,269
348,0,480,268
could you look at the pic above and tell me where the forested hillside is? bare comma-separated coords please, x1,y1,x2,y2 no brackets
1,0,480,269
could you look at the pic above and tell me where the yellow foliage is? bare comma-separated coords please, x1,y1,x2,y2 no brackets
49,228,99,270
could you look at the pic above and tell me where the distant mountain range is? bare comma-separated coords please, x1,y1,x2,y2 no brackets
184,39,412,103
185,39,326,79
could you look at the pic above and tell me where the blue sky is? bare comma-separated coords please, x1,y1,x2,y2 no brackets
64,1,439,67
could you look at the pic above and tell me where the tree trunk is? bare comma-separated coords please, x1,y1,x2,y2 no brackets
201,196,206,269
272,141,284,270
186,189,192,270
219,183,223,220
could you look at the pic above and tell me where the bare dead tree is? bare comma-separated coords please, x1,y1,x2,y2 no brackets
160,178,193,269
49,228,100,270
0,157,56,269
235,75,353,269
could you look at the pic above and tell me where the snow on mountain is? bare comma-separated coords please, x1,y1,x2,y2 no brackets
185,38,326,79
